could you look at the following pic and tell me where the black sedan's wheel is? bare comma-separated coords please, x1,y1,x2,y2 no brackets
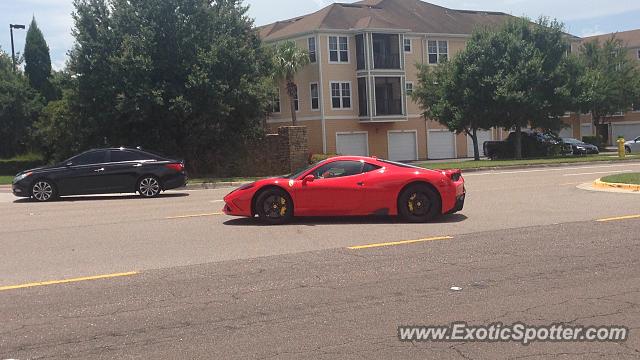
255,188,293,225
138,176,161,197
31,180,56,202
626,146,631,155
398,184,441,223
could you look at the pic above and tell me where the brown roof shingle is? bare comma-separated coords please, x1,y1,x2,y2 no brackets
258,0,519,41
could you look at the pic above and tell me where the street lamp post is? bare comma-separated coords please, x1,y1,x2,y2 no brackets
9,23,26,71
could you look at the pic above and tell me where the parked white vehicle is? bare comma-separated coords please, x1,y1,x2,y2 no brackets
625,137,640,154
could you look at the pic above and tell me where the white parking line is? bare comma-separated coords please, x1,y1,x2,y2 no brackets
562,170,633,177
464,163,640,177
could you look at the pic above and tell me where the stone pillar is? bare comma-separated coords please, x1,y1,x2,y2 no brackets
278,126,309,173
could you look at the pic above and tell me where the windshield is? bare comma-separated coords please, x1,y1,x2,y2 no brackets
285,160,328,179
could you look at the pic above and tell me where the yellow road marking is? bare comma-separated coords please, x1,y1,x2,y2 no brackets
596,215,640,222
165,212,224,219
348,236,453,250
0,271,138,292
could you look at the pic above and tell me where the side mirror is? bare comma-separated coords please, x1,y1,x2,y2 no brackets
302,174,315,183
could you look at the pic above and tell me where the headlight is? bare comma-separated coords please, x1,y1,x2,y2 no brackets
14,172,33,182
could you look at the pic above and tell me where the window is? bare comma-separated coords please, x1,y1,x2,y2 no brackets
312,160,363,179
372,33,400,69
357,78,368,117
374,77,403,116
308,37,316,63
404,38,412,53
363,163,381,173
271,89,281,113
331,82,351,109
329,36,349,63
70,151,107,165
110,150,147,162
310,83,319,110
356,34,366,70
405,81,414,95
427,40,448,64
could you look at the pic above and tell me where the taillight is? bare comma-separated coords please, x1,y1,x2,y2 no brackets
165,163,184,172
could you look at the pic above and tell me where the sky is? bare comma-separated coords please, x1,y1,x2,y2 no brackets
1,0,639,70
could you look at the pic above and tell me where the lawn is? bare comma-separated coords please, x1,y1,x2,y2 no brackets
416,154,640,171
0,176,13,185
600,173,640,185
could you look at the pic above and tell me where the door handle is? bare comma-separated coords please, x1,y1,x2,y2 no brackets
133,163,143,167
94,168,105,172
357,182,364,186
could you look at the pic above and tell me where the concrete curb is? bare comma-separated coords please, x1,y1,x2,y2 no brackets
454,159,640,174
593,179,640,192
182,181,247,190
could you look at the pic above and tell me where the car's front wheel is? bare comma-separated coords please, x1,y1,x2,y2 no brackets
138,176,161,197
31,179,57,202
255,188,293,225
626,146,631,155
398,184,441,223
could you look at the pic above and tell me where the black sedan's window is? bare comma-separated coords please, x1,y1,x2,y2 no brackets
72,151,107,165
110,150,149,162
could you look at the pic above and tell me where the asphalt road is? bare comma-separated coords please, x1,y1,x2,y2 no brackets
1,161,639,359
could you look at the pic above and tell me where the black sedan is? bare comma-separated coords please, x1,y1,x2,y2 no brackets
12,148,187,202
561,138,600,155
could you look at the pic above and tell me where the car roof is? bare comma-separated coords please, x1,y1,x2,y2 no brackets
322,155,381,163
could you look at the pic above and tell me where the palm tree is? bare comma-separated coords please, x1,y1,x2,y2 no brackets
272,41,310,126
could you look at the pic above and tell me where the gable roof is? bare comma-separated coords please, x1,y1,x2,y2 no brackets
258,0,518,41
582,29,640,48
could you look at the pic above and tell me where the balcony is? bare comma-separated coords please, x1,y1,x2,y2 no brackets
355,33,402,71
358,76,406,122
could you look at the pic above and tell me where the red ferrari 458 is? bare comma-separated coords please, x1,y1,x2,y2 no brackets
223,156,465,224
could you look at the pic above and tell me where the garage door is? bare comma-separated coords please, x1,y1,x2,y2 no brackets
580,123,593,138
558,126,573,139
467,130,493,157
612,123,640,142
388,131,417,161
428,131,455,159
336,132,368,156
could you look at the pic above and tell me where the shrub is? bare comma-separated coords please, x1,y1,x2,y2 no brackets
582,135,603,148
309,153,338,164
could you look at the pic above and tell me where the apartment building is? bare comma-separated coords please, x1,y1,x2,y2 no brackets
259,0,522,160
562,29,640,144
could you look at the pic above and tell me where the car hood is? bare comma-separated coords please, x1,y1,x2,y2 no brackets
574,143,598,148
16,164,62,176
625,141,637,146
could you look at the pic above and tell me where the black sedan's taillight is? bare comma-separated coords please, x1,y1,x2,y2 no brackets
165,163,184,172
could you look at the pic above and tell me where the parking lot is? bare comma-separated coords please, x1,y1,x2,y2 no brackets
1,161,640,359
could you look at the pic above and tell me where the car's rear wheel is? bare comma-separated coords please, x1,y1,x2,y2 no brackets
31,179,57,202
255,188,293,225
398,184,441,223
138,176,161,197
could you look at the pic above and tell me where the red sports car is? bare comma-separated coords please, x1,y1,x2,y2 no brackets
223,156,465,224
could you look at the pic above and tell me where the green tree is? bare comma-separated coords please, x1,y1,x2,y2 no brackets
24,17,53,100
56,0,273,171
272,40,309,126
413,28,499,161
0,48,44,158
577,37,640,140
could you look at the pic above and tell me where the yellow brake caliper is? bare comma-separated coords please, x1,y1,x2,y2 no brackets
408,194,416,212
279,196,287,216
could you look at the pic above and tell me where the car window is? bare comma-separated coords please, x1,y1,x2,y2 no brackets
363,163,381,173
110,150,150,162
312,161,363,179
71,151,107,165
